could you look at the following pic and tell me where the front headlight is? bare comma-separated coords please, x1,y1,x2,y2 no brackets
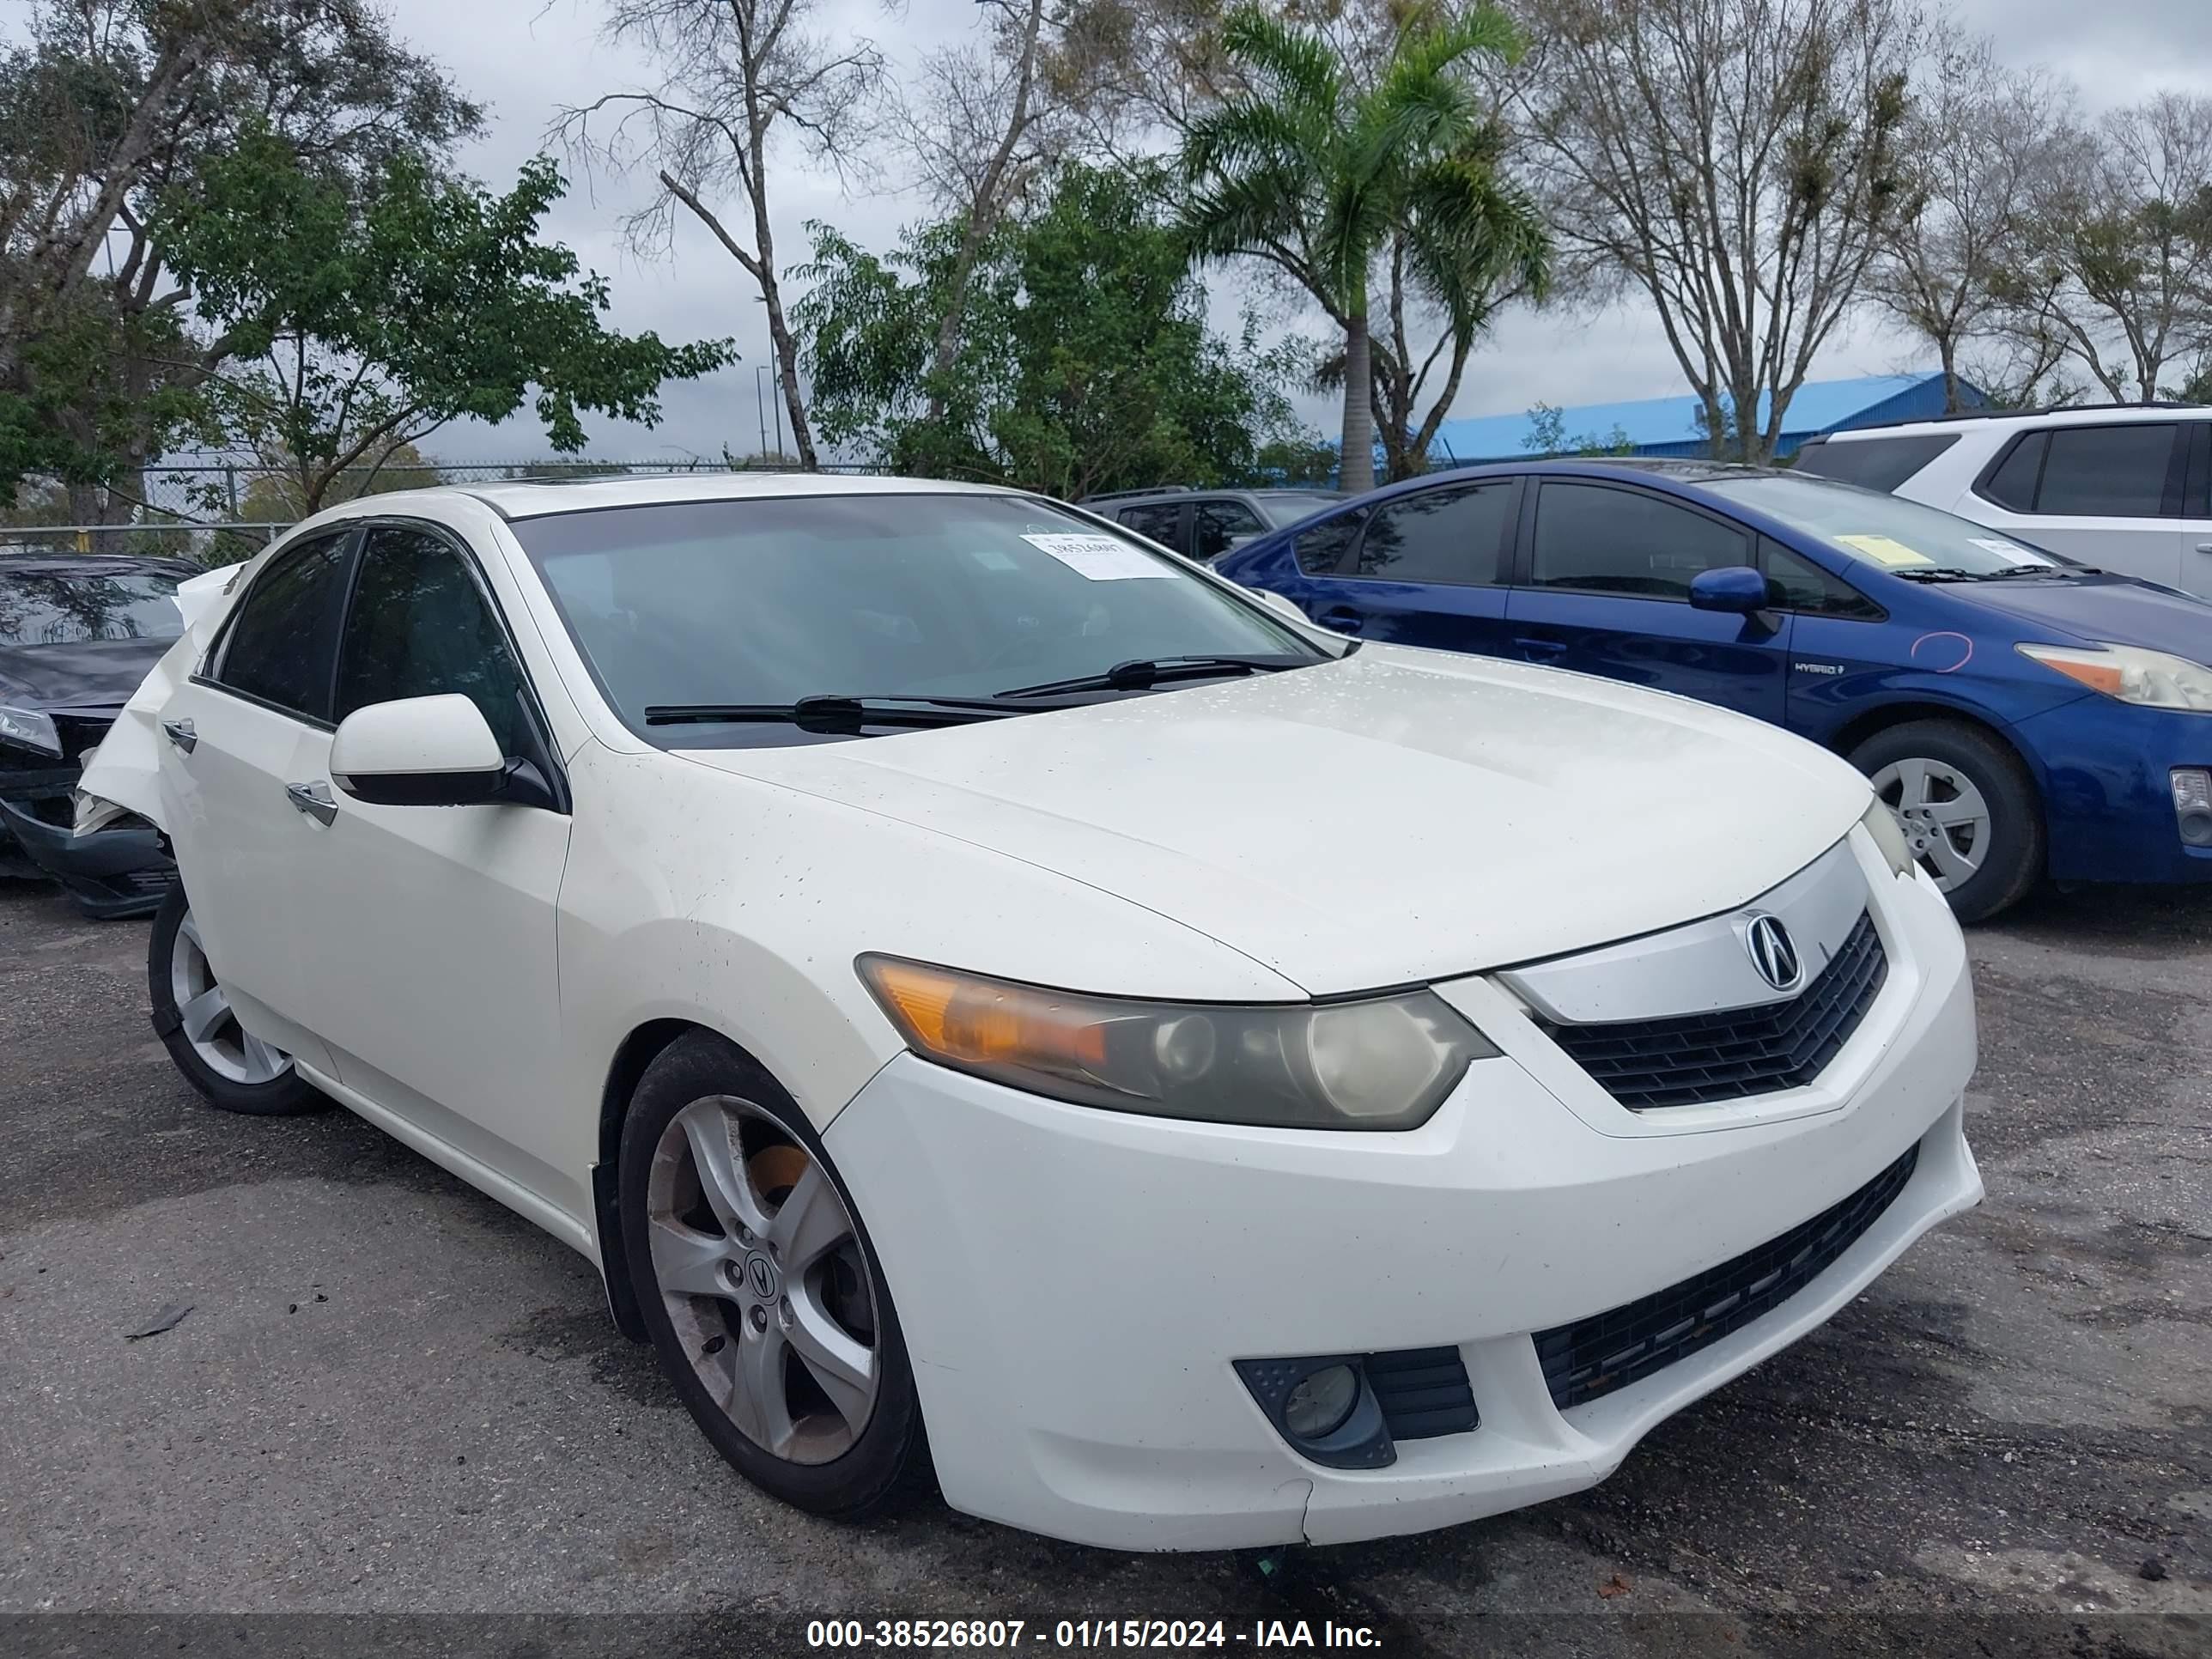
857,956,1497,1130
1860,798,1916,878
0,705,63,757
2017,641,2212,712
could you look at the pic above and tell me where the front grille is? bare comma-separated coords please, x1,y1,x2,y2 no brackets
1534,1142,1920,1412
1537,911,1887,1109
1364,1346,1478,1440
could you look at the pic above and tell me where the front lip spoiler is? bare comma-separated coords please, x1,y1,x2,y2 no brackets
0,793,172,919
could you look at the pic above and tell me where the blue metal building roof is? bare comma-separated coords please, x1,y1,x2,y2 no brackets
1427,372,1986,465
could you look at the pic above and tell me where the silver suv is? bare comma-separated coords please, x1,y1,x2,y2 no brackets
1081,486,1345,562
1796,404,2212,597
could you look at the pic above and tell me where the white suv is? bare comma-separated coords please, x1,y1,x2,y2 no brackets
1797,405,2212,597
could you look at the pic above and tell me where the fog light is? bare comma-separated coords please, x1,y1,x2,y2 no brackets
2174,769,2212,847
1283,1364,1359,1438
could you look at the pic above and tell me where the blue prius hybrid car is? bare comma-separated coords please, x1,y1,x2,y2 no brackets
1213,459,2212,921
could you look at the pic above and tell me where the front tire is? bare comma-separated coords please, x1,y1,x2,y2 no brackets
148,882,322,1115
619,1030,927,1518
1851,720,2043,922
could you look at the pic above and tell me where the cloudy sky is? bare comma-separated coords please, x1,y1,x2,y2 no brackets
315,0,2212,462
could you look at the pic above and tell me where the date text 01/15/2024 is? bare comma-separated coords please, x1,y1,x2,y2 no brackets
805,1620,1382,1650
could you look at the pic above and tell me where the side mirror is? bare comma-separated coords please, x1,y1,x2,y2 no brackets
1688,565,1773,617
1245,587,1310,625
331,694,514,807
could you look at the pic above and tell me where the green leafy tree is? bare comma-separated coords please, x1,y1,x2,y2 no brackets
797,163,1323,498
0,0,480,520
155,129,733,515
1176,3,1549,493
1521,404,1634,459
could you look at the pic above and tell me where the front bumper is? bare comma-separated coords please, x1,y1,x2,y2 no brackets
0,793,173,918
824,848,1981,1551
2014,696,2212,885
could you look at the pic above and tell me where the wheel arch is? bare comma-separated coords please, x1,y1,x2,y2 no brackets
592,1017,775,1343
1828,699,2046,805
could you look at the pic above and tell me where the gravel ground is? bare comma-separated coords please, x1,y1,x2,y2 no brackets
0,878,2206,1656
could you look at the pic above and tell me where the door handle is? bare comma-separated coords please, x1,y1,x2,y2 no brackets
285,780,337,826
1516,636,1569,661
1315,606,1366,635
161,718,197,754
2195,542,2212,554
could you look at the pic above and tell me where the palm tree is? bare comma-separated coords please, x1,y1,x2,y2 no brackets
1179,4,1550,493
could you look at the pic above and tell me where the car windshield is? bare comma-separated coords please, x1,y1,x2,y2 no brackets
1255,492,1345,526
510,492,1324,745
0,568,185,647
1702,474,2067,577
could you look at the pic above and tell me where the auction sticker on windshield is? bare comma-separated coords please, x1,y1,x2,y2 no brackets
1835,533,1935,568
1023,533,1178,580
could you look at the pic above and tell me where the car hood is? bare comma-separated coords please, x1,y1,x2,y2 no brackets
1954,574,2212,657
0,636,177,712
676,647,1873,994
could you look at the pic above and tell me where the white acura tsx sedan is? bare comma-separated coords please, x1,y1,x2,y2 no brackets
76,474,1982,1550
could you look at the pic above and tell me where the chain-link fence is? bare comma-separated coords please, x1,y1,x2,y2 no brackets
1,456,890,563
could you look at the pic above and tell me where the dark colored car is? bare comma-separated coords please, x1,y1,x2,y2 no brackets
0,550,193,915
1214,459,2212,922
1081,487,1346,562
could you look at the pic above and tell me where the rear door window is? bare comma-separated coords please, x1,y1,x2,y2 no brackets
1351,483,1516,585
2036,424,2179,517
210,532,356,721
1191,500,1268,561
1116,503,1184,550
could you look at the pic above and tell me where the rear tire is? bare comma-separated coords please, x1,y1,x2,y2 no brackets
148,883,323,1115
619,1030,928,1519
1850,720,2043,923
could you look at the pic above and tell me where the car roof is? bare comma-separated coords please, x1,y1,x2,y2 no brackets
1823,403,2207,441
441,471,1021,522
1306,459,1789,503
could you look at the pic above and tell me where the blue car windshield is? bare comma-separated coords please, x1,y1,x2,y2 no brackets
1704,475,2066,577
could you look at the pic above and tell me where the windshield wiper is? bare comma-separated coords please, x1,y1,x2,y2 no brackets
997,653,1310,699
645,696,1027,731
1980,562,2089,579
1887,567,1989,583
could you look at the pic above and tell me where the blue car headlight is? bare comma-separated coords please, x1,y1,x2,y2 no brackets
2017,642,2212,713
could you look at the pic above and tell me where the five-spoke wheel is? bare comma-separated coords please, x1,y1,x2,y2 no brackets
619,1030,926,1516
147,882,321,1115
647,1096,881,1464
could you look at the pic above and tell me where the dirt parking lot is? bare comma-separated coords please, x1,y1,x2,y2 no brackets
1,879,2207,1656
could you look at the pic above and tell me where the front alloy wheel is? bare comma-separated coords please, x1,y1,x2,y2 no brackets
647,1096,881,1463
619,1031,926,1517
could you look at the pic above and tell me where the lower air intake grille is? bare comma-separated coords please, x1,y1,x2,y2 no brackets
1364,1346,1478,1440
1534,1142,1921,1413
1537,910,1888,1109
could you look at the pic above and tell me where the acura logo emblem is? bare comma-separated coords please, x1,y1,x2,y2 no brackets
744,1253,779,1299
1745,914,1802,992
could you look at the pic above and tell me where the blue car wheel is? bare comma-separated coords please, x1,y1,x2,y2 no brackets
1850,720,2044,922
